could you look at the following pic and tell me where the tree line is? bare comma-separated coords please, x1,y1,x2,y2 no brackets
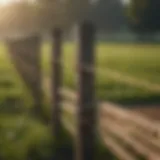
89,0,160,38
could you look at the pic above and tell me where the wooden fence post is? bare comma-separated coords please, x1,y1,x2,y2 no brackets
51,28,63,158
76,21,96,160
7,36,43,118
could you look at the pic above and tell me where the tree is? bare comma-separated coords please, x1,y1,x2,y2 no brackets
89,0,126,32
127,0,160,35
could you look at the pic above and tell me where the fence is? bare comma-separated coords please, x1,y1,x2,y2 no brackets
6,20,160,160
51,21,97,160
50,21,160,160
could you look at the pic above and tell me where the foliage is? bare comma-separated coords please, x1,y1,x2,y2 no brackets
89,0,126,32
127,0,160,33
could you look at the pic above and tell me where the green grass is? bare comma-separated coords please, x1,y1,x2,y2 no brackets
0,42,160,160
42,42,160,105
0,115,53,160
1,42,160,105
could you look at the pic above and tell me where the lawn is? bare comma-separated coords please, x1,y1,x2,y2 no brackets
0,41,160,160
42,42,160,105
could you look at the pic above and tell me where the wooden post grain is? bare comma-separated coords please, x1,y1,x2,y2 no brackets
76,21,97,160
51,28,63,158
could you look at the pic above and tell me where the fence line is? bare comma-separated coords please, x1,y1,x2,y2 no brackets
63,91,160,133
47,47,160,160
41,73,160,160
44,74,160,160
61,92,160,160
4,16,160,160
50,21,98,160
61,89,160,135
8,19,159,160
44,81,160,136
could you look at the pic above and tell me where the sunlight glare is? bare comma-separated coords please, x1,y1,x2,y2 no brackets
0,0,20,5
0,0,36,6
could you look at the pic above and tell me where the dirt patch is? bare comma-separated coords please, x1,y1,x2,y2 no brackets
129,105,160,121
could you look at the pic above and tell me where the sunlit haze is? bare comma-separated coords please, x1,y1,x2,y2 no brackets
0,0,36,6
0,0,20,5
121,0,130,5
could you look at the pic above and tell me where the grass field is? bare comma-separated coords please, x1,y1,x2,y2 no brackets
42,42,160,105
1,42,159,105
0,42,160,159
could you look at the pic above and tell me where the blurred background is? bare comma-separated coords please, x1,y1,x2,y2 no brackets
0,0,160,160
